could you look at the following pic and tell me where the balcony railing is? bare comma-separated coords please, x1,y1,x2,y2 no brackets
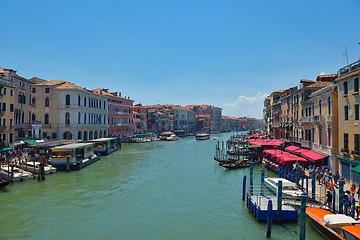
0,78,15,87
338,59,360,76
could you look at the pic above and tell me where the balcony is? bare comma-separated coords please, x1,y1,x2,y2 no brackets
312,115,320,122
0,78,15,87
14,123,25,129
338,59,360,76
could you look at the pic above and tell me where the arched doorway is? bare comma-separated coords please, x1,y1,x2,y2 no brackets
63,131,72,140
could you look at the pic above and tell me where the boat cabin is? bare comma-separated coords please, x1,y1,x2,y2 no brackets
49,143,97,170
89,137,119,155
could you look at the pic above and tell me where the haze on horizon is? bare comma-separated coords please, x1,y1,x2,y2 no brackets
1,0,360,119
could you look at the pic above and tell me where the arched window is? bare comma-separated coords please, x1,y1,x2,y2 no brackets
78,112,81,124
84,97,87,107
44,114,49,124
84,113,87,124
78,131,82,140
45,98,49,107
65,112,70,124
66,94,71,105
78,95,81,106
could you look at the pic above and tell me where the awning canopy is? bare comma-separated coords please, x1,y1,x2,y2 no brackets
299,150,327,162
23,139,38,145
0,147,12,152
352,165,360,175
285,145,301,153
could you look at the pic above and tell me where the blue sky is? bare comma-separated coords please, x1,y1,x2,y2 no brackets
1,0,360,119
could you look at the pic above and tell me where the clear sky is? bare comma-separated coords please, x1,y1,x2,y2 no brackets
1,0,360,119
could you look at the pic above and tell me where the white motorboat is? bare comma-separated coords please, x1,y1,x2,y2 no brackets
264,177,306,199
195,133,210,140
20,161,57,174
0,165,30,182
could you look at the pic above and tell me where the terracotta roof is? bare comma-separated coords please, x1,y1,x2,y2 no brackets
0,68,4,74
317,74,337,79
34,80,67,86
305,81,333,89
54,81,86,91
300,79,315,83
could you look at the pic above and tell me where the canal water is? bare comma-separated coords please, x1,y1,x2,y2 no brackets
1,133,323,240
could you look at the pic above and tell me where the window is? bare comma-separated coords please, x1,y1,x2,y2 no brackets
45,88,50,93
45,98,49,107
355,104,359,121
344,106,349,121
78,112,81,124
84,113,86,124
354,134,360,154
32,98,36,106
344,81,348,95
328,97,331,115
32,88,36,93
319,100,322,115
44,114,49,124
354,78,359,93
2,103,6,112
65,95,71,105
78,95,81,106
3,88,6,96
84,97,87,107
344,133,349,150
10,89,13,96
10,104,13,112
65,112,70,124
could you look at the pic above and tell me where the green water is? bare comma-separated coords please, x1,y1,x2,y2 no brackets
0,133,323,240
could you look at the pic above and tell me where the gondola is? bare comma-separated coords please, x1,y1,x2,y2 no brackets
219,160,251,169
0,178,10,188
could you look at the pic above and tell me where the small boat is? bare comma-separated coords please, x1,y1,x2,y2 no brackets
19,161,57,174
159,131,175,140
89,137,120,155
0,178,10,188
49,143,100,171
195,133,210,140
219,160,250,169
264,177,307,199
306,207,360,240
0,165,30,182
166,134,179,141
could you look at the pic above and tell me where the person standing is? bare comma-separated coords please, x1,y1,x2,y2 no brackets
333,171,340,187
357,185,360,200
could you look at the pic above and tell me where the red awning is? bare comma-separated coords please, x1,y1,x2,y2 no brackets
299,150,327,162
285,145,301,153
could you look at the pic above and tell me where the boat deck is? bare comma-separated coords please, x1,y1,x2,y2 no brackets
247,194,298,222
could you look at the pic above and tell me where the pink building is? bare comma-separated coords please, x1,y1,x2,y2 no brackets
92,88,134,139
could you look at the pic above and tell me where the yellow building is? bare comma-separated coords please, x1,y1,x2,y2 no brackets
309,83,338,170
0,68,16,148
336,59,360,183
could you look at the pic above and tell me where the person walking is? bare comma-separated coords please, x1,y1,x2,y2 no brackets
321,190,333,210
333,171,340,187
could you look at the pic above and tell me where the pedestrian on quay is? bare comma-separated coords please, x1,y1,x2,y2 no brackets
350,184,356,200
333,171,340,187
321,190,333,210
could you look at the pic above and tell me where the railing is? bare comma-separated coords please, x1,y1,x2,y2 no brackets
338,59,360,76
0,78,15,87
14,123,25,129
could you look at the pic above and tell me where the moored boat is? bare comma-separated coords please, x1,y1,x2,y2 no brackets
89,137,120,155
18,161,57,174
306,207,360,240
159,131,175,140
0,165,30,182
195,133,210,140
0,178,10,188
264,177,307,199
49,143,100,171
